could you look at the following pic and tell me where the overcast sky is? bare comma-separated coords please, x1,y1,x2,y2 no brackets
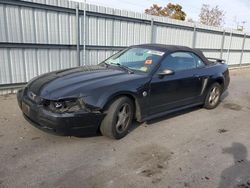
76,0,250,32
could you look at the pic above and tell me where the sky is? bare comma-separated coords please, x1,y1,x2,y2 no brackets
75,0,250,32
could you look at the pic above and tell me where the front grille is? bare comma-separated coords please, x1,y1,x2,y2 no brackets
42,99,50,106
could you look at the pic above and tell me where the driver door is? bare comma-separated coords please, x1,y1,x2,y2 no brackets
148,52,204,115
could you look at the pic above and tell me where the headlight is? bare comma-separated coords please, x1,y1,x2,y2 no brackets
45,98,85,113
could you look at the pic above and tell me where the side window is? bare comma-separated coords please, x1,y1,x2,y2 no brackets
160,52,205,72
194,55,205,68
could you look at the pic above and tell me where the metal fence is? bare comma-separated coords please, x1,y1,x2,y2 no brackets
0,0,250,94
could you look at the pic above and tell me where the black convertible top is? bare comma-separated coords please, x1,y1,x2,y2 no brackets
132,43,209,64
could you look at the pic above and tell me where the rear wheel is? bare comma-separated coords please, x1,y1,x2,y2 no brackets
100,97,134,139
204,83,222,109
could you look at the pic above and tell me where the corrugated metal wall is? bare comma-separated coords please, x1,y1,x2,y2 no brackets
0,0,250,94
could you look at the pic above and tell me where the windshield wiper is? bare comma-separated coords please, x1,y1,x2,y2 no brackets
100,62,110,68
110,63,134,74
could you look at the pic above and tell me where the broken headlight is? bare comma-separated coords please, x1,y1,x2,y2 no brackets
45,98,85,113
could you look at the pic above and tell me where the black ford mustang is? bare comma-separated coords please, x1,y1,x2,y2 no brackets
17,44,230,139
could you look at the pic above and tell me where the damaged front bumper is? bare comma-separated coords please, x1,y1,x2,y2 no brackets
17,89,105,136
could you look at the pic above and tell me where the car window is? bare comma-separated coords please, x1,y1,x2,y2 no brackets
159,52,205,72
103,48,164,73
195,55,205,68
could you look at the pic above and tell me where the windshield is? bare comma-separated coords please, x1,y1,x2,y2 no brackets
101,48,165,73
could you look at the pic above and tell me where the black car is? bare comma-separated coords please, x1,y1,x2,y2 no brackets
17,44,230,139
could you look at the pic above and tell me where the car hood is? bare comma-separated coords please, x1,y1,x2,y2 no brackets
27,65,146,100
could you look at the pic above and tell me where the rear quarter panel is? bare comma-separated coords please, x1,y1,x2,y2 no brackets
202,63,229,93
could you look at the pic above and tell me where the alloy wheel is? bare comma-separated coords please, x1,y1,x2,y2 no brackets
208,87,220,106
115,103,131,134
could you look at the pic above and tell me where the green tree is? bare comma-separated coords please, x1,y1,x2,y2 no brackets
145,3,186,21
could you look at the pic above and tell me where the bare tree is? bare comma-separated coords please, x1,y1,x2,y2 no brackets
199,4,225,27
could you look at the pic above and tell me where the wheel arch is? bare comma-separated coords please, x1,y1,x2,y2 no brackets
214,76,225,90
102,92,142,122
203,75,225,99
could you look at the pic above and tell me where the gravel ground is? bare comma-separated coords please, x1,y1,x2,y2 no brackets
0,68,250,188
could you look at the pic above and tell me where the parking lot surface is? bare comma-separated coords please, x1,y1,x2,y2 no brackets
0,68,250,188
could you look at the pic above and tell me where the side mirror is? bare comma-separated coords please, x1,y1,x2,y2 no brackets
157,69,174,78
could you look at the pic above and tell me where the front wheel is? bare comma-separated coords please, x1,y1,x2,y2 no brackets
100,97,134,139
204,83,222,109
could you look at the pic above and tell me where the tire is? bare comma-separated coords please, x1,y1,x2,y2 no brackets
204,82,222,109
100,97,134,139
